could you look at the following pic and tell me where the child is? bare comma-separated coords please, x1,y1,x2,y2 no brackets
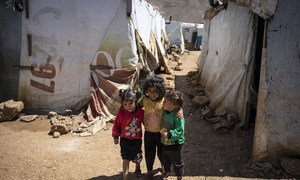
160,90,185,180
140,75,166,177
112,89,143,180
140,75,183,178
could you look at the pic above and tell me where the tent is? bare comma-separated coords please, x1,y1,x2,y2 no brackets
198,0,300,174
182,22,203,50
0,0,171,122
165,21,185,54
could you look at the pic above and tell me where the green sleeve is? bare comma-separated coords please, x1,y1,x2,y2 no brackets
169,117,184,141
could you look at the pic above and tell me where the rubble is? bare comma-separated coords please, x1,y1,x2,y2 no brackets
20,115,39,122
192,95,210,107
0,100,24,121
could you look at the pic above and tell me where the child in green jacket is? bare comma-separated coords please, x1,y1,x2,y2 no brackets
160,90,185,180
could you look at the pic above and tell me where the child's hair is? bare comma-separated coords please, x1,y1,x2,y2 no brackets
119,88,140,103
142,75,165,101
165,90,184,108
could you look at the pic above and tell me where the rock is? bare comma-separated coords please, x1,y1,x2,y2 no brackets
192,96,210,108
166,76,175,80
174,65,183,71
53,131,60,138
0,100,24,121
201,107,212,118
206,116,222,124
187,71,198,77
20,115,39,122
50,116,74,135
48,111,58,119
226,113,239,126
165,80,175,90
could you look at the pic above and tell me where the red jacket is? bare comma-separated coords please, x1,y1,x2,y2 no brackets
112,106,144,139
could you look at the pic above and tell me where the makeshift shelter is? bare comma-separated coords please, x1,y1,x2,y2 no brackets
198,0,300,175
0,0,171,122
182,22,203,50
165,21,185,54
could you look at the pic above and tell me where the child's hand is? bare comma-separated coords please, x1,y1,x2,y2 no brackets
113,137,119,145
160,128,168,139
176,108,184,118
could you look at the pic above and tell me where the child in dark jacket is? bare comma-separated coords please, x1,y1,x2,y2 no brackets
112,89,144,180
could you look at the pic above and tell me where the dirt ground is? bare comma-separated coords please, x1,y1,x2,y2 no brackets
0,51,290,180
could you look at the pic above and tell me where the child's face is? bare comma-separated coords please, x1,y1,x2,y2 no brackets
147,87,160,101
122,101,136,112
163,99,177,112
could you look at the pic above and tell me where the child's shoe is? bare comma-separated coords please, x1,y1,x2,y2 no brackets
133,169,142,177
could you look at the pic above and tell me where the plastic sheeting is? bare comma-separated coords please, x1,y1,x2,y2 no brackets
18,0,168,116
199,2,256,123
166,21,185,54
19,0,121,112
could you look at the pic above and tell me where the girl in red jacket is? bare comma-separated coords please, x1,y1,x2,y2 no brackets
112,89,144,180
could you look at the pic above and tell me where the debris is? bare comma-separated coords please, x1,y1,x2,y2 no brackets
174,65,183,71
53,131,60,138
48,111,58,119
187,71,198,77
213,117,230,134
201,107,212,118
192,95,210,108
0,99,24,121
50,116,74,135
206,116,222,124
20,115,39,122
226,113,239,126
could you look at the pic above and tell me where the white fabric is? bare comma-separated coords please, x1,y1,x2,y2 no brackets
166,21,185,53
19,0,167,112
200,2,255,123
19,0,126,111
132,0,167,56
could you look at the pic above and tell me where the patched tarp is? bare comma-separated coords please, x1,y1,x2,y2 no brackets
199,2,256,123
199,0,300,168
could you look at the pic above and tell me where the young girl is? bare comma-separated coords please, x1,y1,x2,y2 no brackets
140,75,166,177
112,89,143,180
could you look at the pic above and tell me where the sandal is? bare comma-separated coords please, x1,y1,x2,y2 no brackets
133,169,142,177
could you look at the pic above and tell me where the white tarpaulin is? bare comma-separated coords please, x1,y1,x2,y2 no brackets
166,21,185,54
19,0,127,111
18,0,169,114
200,0,300,172
199,2,256,123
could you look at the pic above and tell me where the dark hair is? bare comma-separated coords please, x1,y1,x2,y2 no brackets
165,90,184,108
142,75,165,101
119,89,140,103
